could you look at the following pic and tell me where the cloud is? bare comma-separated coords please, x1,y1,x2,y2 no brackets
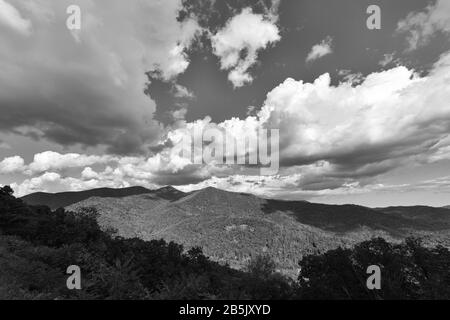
408,175,450,193
378,53,397,67
397,0,450,50
0,150,117,175
337,69,364,85
148,49,450,191
7,49,450,198
138,51,450,189
27,151,116,174
4,148,216,195
174,173,401,202
81,167,99,180
0,156,25,174
0,0,32,35
151,18,201,81
0,0,198,154
4,27,450,201
262,51,450,177
10,171,127,196
306,36,333,63
211,8,280,88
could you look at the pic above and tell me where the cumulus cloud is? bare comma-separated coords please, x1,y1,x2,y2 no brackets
0,156,25,174
5,148,216,196
27,151,116,174
154,49,450,194
306,36,333,63
10,49,450,197
211,8,280,88
11,171,125,196
81,167,99,180
0,0,32,35
0,0,199,154
4,4,450,202
264,52,450,172
397,0,450,50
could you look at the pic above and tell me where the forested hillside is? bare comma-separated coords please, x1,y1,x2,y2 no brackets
1,185,450,299
66,187,450,277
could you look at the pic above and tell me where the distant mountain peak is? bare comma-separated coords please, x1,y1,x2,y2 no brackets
197,186,224,193
156,186,179,192
153,186,186,200
185,186,236,199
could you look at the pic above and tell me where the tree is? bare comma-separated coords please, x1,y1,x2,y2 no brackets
247,254,276,279
296,237,450,300
0,186,13,196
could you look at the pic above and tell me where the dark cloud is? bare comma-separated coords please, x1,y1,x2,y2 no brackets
145,72,195,124
149,164,211,186
177,0,276,32
0,0,201,155
0,74,158,155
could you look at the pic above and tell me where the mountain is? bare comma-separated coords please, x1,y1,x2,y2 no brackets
21,186,153,209
151,185,187,200
375,206,450,227
65,186,450,277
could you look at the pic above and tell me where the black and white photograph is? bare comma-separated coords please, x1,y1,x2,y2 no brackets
0,0,450,305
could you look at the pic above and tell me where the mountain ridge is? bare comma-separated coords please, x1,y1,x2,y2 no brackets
62,186,450,277
21,186,172,209
21,185,450,211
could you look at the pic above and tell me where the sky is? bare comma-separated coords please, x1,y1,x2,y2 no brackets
1,0,450,207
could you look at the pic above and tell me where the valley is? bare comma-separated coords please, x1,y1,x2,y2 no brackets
35,186,450,278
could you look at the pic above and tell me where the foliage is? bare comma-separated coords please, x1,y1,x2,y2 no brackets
296,237,450,299
0,186,292,299
0,185,448,300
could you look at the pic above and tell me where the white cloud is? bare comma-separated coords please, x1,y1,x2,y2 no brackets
27,151,116,174
174,84,195,99
155,18,201,81
11,171,116,196
306,36,333,63
211,8,280,88
162,49,450,191
337,69,364,85
81,167,99,180
0,156,25,174
0,0,32,35
261,51,450,178
397,0,450,50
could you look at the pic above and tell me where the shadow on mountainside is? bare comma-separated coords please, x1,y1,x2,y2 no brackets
261,199,450,234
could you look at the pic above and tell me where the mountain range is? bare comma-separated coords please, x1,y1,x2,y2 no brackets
21,186,450,277
21,186,152,210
